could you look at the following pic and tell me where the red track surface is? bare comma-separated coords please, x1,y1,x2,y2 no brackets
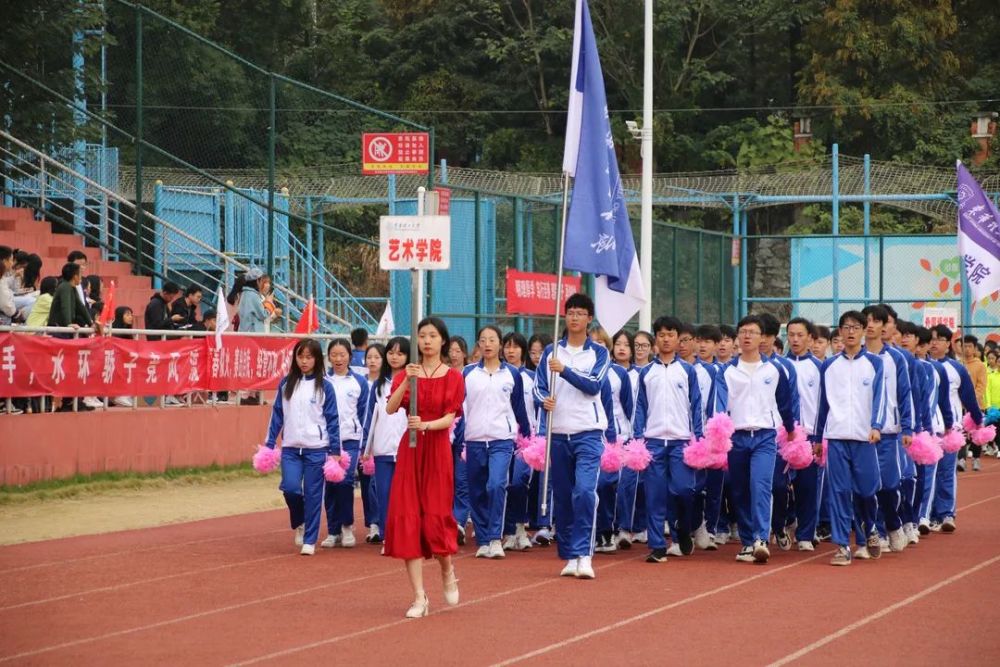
2,461,999,666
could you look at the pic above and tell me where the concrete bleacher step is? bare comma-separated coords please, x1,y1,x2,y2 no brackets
0,205,157,325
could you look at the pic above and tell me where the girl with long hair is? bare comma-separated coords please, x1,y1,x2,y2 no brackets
321,339,369,549
363,338,410,546
385,318,465,618
263,339,341,555
359,343,386,541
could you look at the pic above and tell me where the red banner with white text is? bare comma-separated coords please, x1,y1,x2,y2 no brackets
505,269,582,316
0,334,296,398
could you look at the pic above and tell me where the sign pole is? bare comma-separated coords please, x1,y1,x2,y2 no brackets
407,187,427,448
541,172,571,517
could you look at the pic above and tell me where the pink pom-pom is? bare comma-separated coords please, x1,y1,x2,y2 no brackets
814,439,828,467
600,441,624,473
516,434,547,471
324,456,347,482
622,438,652,471
461,445,467,462
777,423,813,470
907,431,943,465
682,437,716,469
941,429,965,454
252,445,281,474
361,456,375,476
972,424,996,446
705,413,735,443
962,412,977,433
338,450,353,470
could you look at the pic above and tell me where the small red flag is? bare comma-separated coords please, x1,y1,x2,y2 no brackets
99,280,116,327
294,297,319,334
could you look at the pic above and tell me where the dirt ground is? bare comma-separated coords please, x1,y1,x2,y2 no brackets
0,475,285,545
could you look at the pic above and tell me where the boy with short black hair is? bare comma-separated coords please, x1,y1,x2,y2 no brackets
633,315,704,562
534,292,610,579
712,314,796,563
717,325,736,364
350,328,369,369
815,311,886,566
785,317,823,550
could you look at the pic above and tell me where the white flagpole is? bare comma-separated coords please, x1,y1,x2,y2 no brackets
408,187,426,448
541,171,571,516
639,0,654,331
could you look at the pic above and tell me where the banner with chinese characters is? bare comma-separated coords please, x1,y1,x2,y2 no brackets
0,334,295,398
505,269,582,316
379,215,451,270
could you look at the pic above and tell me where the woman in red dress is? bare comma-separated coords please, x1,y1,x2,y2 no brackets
385,317,465,618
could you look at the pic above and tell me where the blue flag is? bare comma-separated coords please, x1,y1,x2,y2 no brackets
956,160,1000,301
561,0,646,333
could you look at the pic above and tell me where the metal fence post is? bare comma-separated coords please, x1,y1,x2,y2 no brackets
513,196,524,333
474,190,482,334
696,231,703,323
731,195,739,323
863,153,871,305
135,7,144,275
832,143,840,320
671,226,678,315
267,74,276,279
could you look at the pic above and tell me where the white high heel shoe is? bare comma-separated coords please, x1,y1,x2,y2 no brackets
442,567,460,606
405,593,429,618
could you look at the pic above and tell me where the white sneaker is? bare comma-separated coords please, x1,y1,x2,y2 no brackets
502,535,517,551
575,556,595,579
615,530,633,550
752,539,770,563
300,544,315,556
294,525,305,546
854,546,871,560
163,396,184,407
929,521,943,533
918,518,931,535
83,396,104,409
367,525,380,542
905,524,920,545
514,524,532,550
666,543,683,557
112,396,134,408
475,545,490,558
533,528,554,546
560,559,579,577
694,522,714,550
878,537,890,552
888,528,907,552
487,539,505,559
340,527,356,548
632,530,648,544
735,545,755,562
942,517,956,533
320,534,340,548
714,532,730,546
797,540,815,551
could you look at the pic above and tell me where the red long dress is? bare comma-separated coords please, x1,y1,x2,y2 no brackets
384,368,465,560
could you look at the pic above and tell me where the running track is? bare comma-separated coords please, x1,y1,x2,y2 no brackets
2,461,999,666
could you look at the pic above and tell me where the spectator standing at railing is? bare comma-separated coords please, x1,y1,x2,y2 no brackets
237,268,269,334
48,262,98,412
260,275,282,333
110,306,136,408
24,277,57,328
66,250,88,309
144,282,182,341
171,285,203,330
83,275,103,321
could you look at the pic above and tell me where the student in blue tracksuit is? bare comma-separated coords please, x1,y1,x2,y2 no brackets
448,336,472,544
758,313,801,551
590,327,629,554
264,339,341,555
459,325,532,560
785,317,824,551
712,314,796,564
913,326,953,533
363,336,410,544
534,293,610,580
855,306,912,556
814,311,887,566
929,324,983,532
323,339,370,549
692,324,722,551
633,316,704,563
616,330,653,548
712,324,738,544
893,317,924,546
360,343,385,543
501,331,539,552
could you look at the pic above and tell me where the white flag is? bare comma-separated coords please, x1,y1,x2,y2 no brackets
215,285,230,349
376,300,395,337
